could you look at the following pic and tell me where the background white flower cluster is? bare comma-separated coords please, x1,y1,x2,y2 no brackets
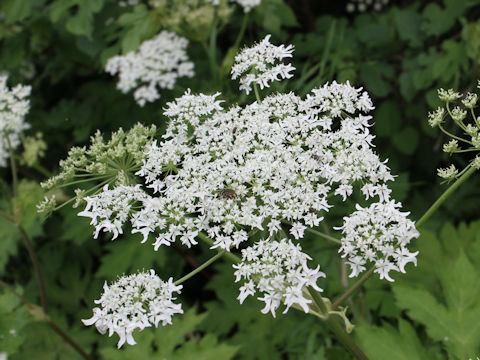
0,74,31,167
231,35,295,94
105,31,194,106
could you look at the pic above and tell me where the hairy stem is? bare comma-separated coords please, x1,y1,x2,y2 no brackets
416,165,477,228
331,268,374,311
307,287,368,360
253,83,262,103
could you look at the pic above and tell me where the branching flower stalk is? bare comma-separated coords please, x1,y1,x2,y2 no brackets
42,35,425,358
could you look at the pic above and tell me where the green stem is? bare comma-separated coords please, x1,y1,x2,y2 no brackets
253,83,262,103
174,251,225,285
318,19,336,82
6,136,18,198
197,232,240,263
233,13,249,49
209,24,218,83
438,124,473,146
0,280,92,360
416,165,477,228
305,227,342,245
331,268,374,311
307,287,368,360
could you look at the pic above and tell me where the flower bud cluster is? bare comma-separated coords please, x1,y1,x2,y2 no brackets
336,201,420,281
428,83,480,181
233,239,325,316
105,31,194,106
40,124,156,191
82,270,183,348
0,75,31,167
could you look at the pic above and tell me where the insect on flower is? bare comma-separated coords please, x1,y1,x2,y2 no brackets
218,188,238,199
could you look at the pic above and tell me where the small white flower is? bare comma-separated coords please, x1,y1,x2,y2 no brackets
82,270,183,348
337,201,419,281
105,31,194,106
0,74,31,167
438,88,461,102
437,164,458,180
232,0,261,12
233,239,325,316
231,35,295,95
428,107,445,127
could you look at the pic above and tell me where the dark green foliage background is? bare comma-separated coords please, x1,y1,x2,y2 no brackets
1,0,480,359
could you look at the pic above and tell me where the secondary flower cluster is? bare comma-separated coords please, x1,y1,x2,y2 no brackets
0,74,31,167
231,35,295,94
336,201,420,281
233,239,325,316
428,82,480,181
105,31,194,106
82,270,183,348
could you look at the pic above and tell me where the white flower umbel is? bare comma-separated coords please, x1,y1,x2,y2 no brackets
233,239,325,316
0,74,31,167
78,184,149,239
105,31,194,106
134,84,394,251
232,0,261,12
82,270,183,348
337,201,420,282
231,35,295,95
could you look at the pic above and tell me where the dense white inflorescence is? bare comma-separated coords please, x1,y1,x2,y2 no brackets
105,31,194,106
231,35,295,94
82,270,183,348
78,185,148,240
41,35,422,342
0,75,31,167
233,239,325,316
131,82,394,251
336,201,420,281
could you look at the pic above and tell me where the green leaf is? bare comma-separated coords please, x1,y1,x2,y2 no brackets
95,237,166,280
360,64,393,98
432,40,468,83
394,250,480,359
394,9,423,47
356,319,438,360
0,0,33,24
0,289,32,354
100,308,238,359
0,214,21,275
49,0,105,39
117,5,155,53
